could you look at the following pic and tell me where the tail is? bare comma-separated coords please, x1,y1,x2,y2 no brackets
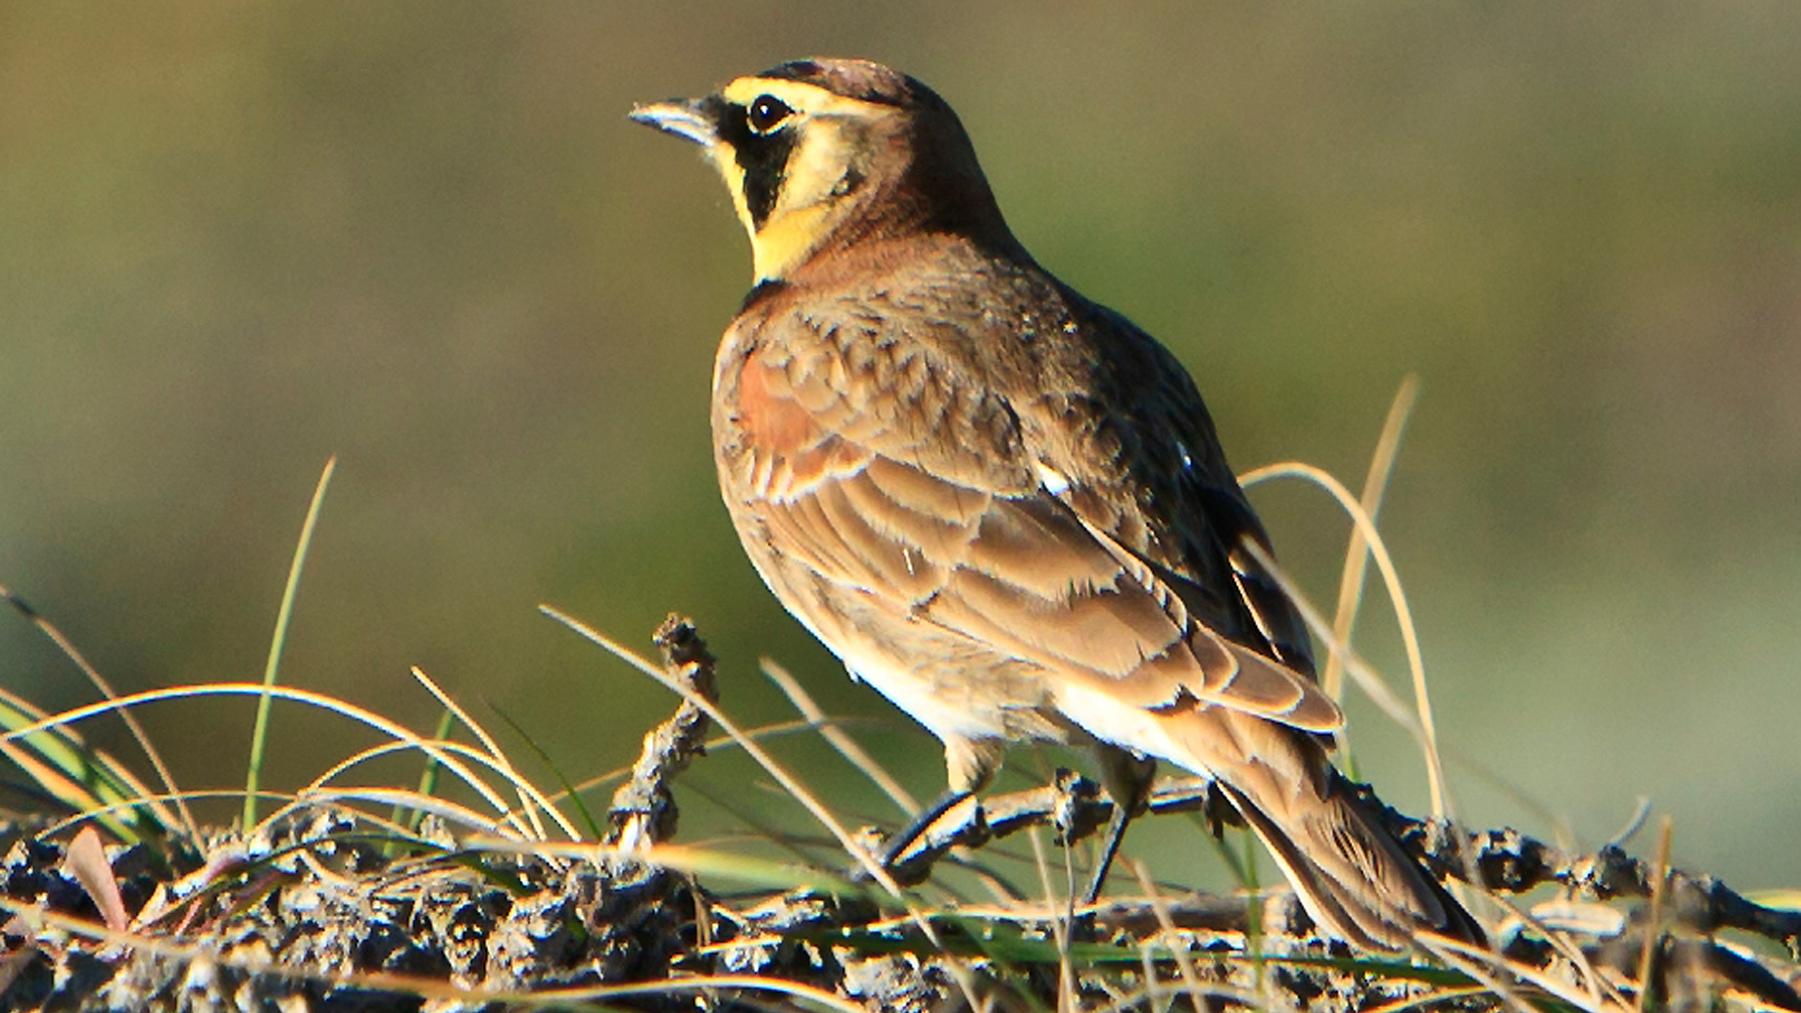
1161,708,1484,951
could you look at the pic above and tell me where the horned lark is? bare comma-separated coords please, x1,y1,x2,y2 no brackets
631,58,1481,950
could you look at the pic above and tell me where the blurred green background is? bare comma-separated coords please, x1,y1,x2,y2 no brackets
3,5,1798,894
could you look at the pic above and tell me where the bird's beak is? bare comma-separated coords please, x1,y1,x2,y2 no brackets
628,97,721,148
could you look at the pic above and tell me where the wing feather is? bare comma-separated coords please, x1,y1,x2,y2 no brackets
718,303,1343,737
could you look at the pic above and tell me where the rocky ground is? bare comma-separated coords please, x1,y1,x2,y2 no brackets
0,618,1795,1011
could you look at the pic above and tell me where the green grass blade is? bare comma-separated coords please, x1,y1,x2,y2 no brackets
0,696,143,840
381,707,457,858
242,456,336,829
486,699,603,841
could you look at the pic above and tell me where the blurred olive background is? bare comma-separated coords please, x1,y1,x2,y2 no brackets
3,5,1798,892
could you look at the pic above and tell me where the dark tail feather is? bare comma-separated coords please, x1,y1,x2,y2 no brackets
1219,776,1486,951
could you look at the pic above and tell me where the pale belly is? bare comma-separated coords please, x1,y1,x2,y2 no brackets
749,535,1076,749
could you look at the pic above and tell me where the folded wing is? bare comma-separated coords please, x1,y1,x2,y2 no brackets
718,324,1341,735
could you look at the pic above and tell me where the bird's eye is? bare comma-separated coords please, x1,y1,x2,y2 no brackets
747,94,794,134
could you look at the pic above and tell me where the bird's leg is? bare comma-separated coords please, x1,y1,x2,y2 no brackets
869,737,1001,882
1081,803,1132,908
1081,748,1158,907
878,787,975,871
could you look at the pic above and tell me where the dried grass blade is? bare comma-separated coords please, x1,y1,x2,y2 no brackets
1317,375,1418,704
760,657,918,815
62,826,129,931
538,604,901,894
0,682,541,841
410,666,552,841
1234,463,1449,820
300,737,571,840
0,583,195,839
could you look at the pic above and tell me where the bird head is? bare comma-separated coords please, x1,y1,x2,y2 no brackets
630,58,1015,284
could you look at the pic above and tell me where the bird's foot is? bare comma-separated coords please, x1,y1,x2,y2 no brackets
849,789,984,889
